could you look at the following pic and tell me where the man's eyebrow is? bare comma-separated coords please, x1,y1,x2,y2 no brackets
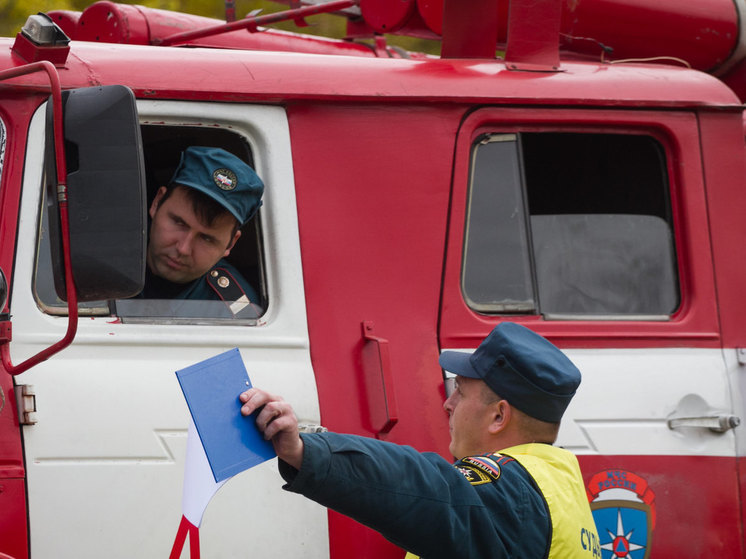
165,208,225,243
166,210,186,223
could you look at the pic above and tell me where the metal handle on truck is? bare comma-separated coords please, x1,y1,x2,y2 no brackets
361,321,399,436
667,414,741,433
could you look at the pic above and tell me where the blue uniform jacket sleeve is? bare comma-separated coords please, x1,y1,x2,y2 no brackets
279,432,550,559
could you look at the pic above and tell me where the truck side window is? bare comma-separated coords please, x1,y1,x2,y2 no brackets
34,125,267,324
463,132,679,319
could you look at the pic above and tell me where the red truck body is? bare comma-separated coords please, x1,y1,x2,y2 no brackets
2,1,746,557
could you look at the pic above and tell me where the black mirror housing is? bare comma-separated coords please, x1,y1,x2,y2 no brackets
46,85,146,302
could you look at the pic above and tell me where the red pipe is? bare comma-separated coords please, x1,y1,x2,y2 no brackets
0,61,78,376
157,0,358,46
559,0,739,72
67,1,393,58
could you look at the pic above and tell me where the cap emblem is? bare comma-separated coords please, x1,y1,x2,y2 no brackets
213,168,238,191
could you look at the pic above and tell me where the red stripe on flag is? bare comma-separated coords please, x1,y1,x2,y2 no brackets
170,515,200,559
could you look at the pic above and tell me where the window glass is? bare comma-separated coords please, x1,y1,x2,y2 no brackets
463,135,535,312
463,132,679,319
0,118,6,178
34,125,267,324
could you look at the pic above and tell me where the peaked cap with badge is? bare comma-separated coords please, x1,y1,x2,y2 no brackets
439,322,581,422
170,146,264,225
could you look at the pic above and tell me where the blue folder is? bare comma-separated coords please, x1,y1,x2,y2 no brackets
176,348,276,482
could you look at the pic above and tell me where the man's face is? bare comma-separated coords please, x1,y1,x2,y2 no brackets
443,376,497,459
147,186,240,284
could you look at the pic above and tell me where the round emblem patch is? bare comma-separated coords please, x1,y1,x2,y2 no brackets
213,168,238,191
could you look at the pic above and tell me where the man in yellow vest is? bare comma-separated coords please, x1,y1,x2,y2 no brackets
240,323,601,558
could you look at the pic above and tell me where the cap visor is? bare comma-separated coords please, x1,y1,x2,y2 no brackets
439,351,481,379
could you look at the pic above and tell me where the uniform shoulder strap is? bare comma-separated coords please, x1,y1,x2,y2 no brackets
205,266,264,318
205,266,248,303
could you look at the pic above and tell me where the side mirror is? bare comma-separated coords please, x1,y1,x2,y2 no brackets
45,85,146,302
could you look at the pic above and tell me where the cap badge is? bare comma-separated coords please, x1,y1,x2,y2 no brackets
213,168,238,191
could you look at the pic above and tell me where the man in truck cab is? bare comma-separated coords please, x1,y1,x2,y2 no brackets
142,146,264,306
240,322,601,558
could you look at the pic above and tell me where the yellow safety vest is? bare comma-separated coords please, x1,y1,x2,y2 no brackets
405,444,600,559
501,443,600,558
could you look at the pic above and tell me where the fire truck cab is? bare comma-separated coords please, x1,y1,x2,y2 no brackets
1,0,746,557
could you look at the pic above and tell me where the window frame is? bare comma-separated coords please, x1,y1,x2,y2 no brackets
33,123,267,324
440,107,720,348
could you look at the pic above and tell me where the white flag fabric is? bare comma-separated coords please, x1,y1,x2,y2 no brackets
182,419,227,527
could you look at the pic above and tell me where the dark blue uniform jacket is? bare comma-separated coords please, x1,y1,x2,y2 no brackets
141,258,258,302
280,432,551,559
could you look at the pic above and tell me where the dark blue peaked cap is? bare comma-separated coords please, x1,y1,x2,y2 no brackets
170,146,264,225
439,323,581,422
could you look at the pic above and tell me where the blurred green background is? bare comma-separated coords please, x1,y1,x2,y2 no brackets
0,0,440,54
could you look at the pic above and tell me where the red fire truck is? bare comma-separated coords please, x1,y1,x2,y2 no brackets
1,0,746,557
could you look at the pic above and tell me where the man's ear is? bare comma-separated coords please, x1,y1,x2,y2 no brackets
149,186,168,219
487,399,511,435
223,229,241,257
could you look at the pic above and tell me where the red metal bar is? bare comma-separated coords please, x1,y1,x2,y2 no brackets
0,61,78,376
505,0,562,71
224,0,236,23
440,0,500,59
157,0,358,46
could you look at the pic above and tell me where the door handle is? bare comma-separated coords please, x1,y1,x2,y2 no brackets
361,321,399,436
667,414,740,433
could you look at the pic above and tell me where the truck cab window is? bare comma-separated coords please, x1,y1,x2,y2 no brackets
34,125,267,324
0,119,5,179
463,132,679,319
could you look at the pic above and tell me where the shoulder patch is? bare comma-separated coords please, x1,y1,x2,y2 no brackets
457,465,493,486
455,453,510,485
462,455,502,481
